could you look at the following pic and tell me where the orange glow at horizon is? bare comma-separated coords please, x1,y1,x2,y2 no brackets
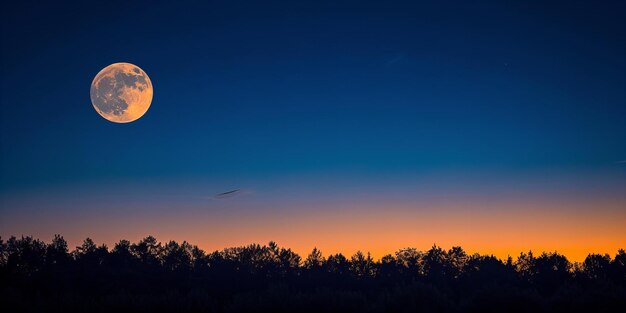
2,195,624,263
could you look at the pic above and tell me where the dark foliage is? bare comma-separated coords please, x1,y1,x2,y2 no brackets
1,235,624,312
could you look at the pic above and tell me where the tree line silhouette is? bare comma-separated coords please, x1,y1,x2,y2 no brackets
1,235,624,312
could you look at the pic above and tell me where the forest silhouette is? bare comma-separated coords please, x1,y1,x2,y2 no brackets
1,235,624,312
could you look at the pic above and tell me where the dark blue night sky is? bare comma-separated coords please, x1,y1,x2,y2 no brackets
1,1,625,258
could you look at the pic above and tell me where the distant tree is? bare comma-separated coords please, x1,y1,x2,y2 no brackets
73,238,97,259
423,244,446,280
505,255,514,269
131,236,163,266
583,253,611,280
6,236,46,276
112,239,132,257
162,240,192,272
571,261,583,276
224,243,261,270
206,250,227,270
378,254,397,279
445,246,468,279
532,252,571,291
109,239,134,270
610,249,626,284
612,249,626,267
516,251,536,282
350,251,374,277
0,237,7,267
395,248,423,276
304,247,324,270
326,253,350,276
94,244,109,264
190,245,208,272
276,246,301,273
112,239,132,255
45,234,69,267
464,254,511,283
74,238,108,269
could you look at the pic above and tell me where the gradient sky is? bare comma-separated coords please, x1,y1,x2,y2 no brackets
1,1,625,262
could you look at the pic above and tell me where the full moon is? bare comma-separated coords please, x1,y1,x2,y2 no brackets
90,63,153,123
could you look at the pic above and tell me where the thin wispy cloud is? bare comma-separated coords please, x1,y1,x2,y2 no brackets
213,189,254,199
